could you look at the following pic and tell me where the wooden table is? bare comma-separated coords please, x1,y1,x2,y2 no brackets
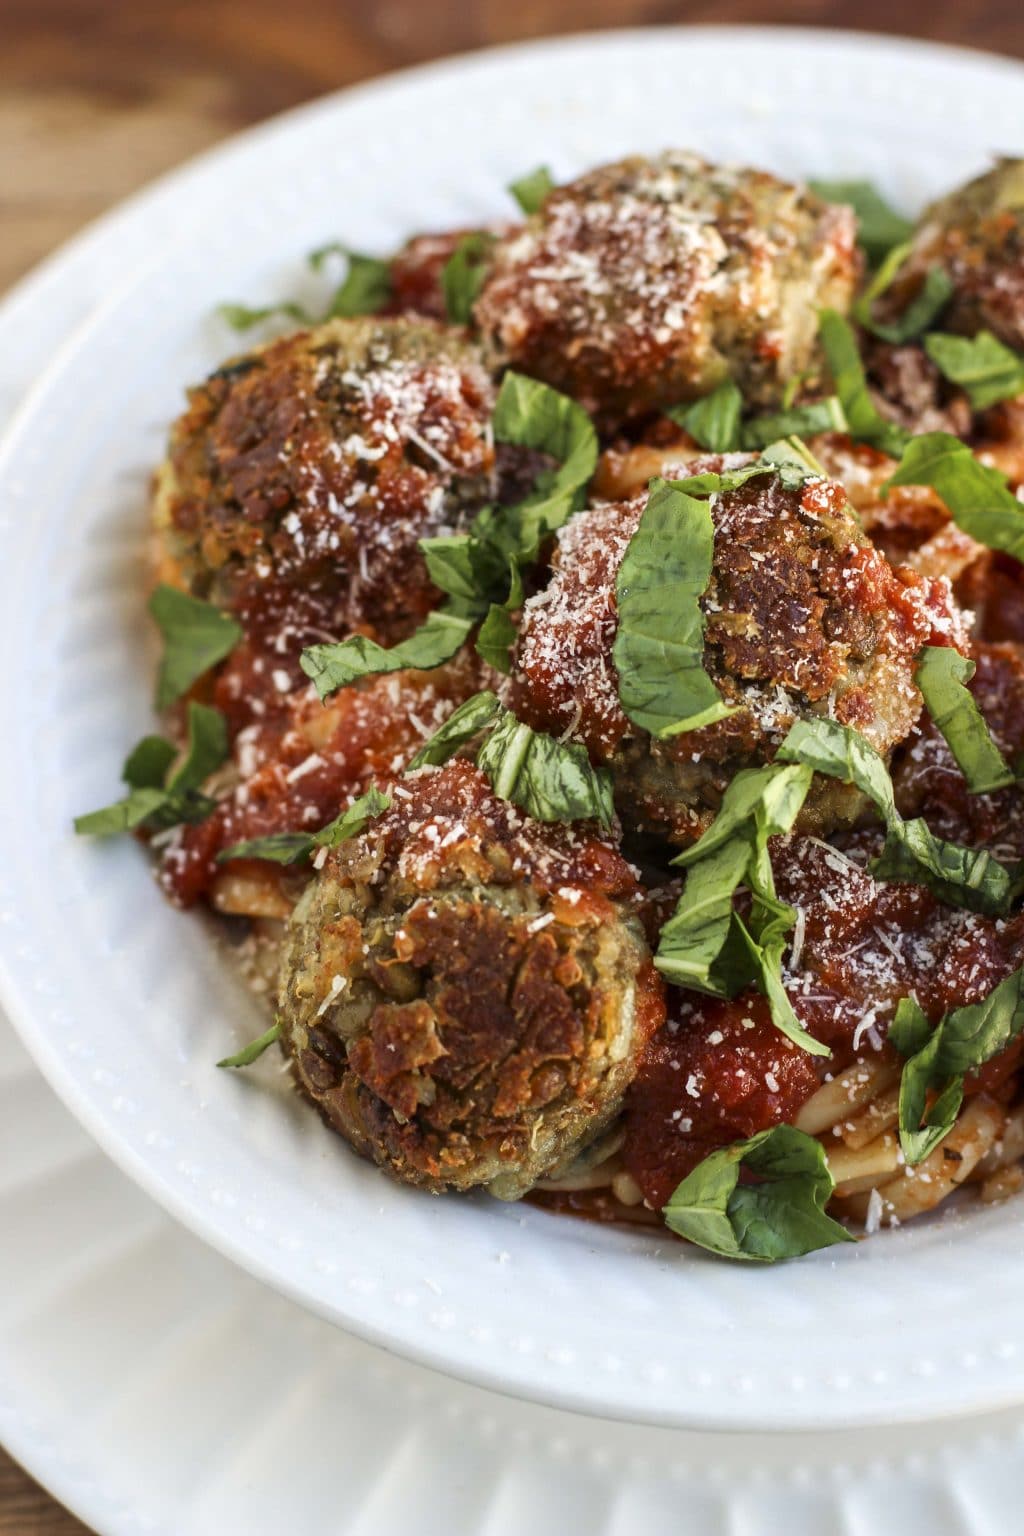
2,2,1023,1530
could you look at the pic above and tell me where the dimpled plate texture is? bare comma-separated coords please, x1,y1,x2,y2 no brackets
2,28,1024,1434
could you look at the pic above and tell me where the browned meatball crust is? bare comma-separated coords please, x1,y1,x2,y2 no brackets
277,761,665,1197
474,151,859,427
153,317,496,651
888,158,1024,352
509,457,967,845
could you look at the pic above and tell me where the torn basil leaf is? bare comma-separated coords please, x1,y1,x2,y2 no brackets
308,245,393,317
924,330,1024,412
442,232,495,324
300,609,474,701
666,379,742,452
75,702,228,838
916,645,1014,794
891,964,1024,1163
475,708,614,829
613,477,738,738
882,432,1024,563
218,300,310,331
854,242,954,344
663,1125,854,1262
808,179,913,266
218,1023,282,1069
475,565,524,676
490,370,598,557
509,165,554,216
655,836,753,994
407,691,502,769
818,308,910,457
740,396,847,450
149,585,242,710
218,786,392,866
778,716,1018,916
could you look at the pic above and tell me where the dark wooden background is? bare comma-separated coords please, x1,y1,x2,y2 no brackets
3,1,1023,1530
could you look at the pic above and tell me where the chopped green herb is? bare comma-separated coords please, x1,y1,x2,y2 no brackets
817,309,910,457
613,477,739,739
308,245,393,317
476,708,614,829
148,585,242,711
218,1023,282,1069
916,646,1015,794
508,165,555,216
666,379,742,452
663,1125,854,1262
218,786,392,866
218,301,310,332
441,232,495,324
407,691,503,770
740,395,847,449
924,330,1024,412
853,241,954,343
882,431,1024,563
890,964,1024,1163
474,565,524,676
75,702,228,839
777,716,1020,916
300,609,474,702
808,180,913,265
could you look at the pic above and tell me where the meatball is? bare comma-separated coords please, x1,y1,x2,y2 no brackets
509,456,967,846
152,316,497,670
277,760,665,1197
474,151,859,426
888,158,1024,351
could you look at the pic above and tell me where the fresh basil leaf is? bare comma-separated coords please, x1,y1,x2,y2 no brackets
406,691,503,770
916,645,1014,794
882,432,1024,563
654,837,754,994
663,1125,854,1262
758,435,828,488
74,787,172,837
218,786,392,866
509,165,554,216
300,609,474,702
666,379,743,452
891,966,1024,1163
924,330,1024,412
671,764,810,870
854,241,954,343
218,301,311,331
613,478,738,738
808,180,913,265
894,1004,965,1165
168,702,229,795
315,786,392,846
217,833,315,865
149,585,242,711
818,309,910,457
308,246,392,317
490,370,598,555
888,994,932,1058
735,915,831,1058
122,736,177,791
778,716,1019,915
218,1023,282,1069
75,704,228,838
740,396,847,449
442,232,495,324
777,716,897,822
475,708,614,829
475,565,523,675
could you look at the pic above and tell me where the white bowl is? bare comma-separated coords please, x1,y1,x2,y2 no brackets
3,27,1024,1431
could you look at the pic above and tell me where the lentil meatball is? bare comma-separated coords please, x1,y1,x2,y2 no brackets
474,151,859,426
277,760,665,1197
152,316,497,665
887,158,1024,351
509,456,967,846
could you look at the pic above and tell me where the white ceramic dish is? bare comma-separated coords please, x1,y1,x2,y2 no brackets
3,27,1024,1434
11,1004,1024,1536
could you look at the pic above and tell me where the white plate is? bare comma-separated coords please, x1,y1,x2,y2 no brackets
3,28,1024,1433
9,1002,1024,1536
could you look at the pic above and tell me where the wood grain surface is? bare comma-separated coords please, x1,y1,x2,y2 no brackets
2,2,1023,1531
